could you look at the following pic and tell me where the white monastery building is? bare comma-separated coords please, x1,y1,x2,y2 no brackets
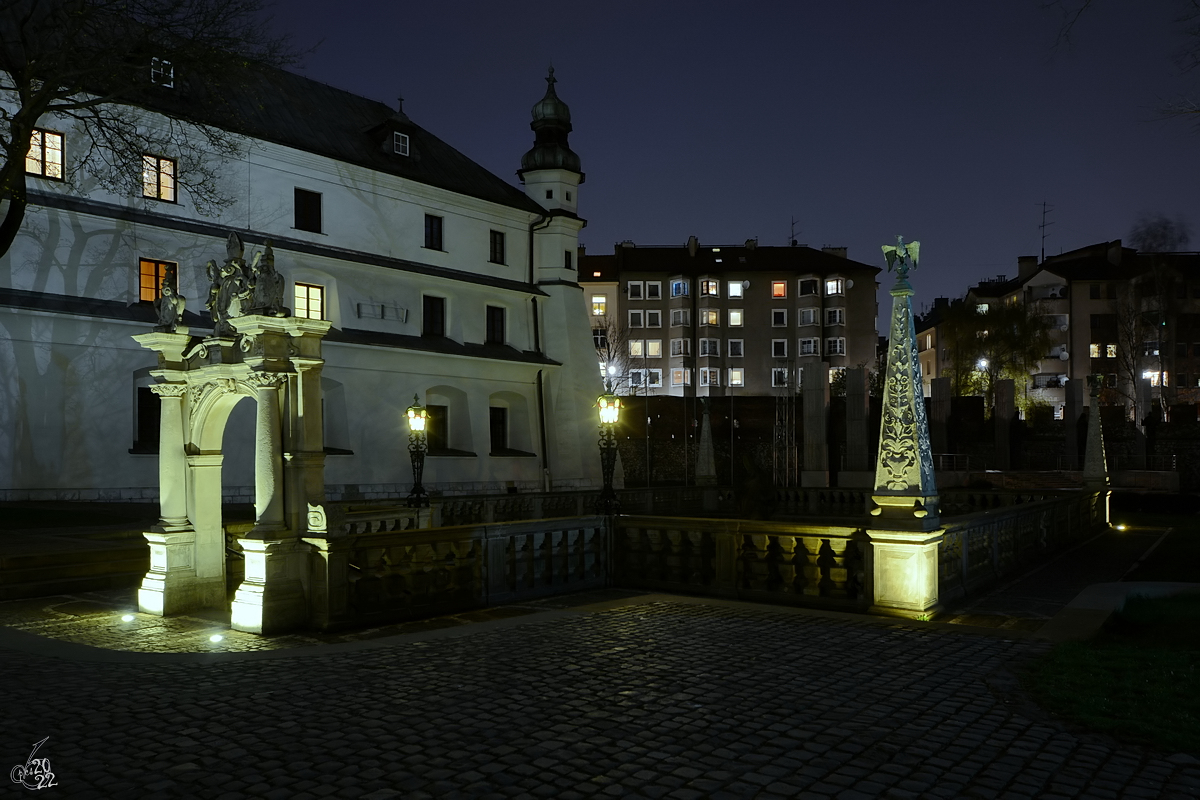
0,65,602,501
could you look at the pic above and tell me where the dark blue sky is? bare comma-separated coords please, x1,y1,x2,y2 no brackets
275,1,1199,307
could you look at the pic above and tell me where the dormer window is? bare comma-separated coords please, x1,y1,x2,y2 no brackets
393,132,410,156
150,57,173,88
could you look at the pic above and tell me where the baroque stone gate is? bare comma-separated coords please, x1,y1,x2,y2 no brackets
134,235,331,633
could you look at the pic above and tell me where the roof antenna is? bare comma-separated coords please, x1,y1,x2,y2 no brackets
1037,201,1054,263
790,216,801,247
396,94,404,114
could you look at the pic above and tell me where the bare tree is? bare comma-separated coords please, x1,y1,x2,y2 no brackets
0,0,299,258
1129,212,1192,253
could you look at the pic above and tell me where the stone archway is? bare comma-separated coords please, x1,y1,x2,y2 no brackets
133,238,331,634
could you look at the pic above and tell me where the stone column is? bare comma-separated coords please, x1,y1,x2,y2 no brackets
994,379,1014,471
1065,379,1084,468
149,382,189,529
841,367,872,487
1084,376,1109,490
930,377,951,455
868,237,942,620
801,361,829,487
248,371,287,533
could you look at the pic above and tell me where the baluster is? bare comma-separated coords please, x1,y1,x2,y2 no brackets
821,538,849,598
798,537,821,596
685,530,706,584
774,535,798,594
514,533,532,589
743,533,770,591
644,529,665,580
665,530,684,583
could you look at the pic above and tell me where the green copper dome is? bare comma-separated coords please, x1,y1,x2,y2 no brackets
519,67,583,177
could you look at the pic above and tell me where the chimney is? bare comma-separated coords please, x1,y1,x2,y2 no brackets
686,235,699,257
1107,239,1123,266
1018,255,1038,279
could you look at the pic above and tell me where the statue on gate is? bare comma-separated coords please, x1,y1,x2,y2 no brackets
153,263,187,332
204,232,288,337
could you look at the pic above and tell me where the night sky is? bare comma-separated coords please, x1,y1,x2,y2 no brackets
274,1,1199,311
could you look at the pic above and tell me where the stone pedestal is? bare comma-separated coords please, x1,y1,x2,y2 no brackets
994,379,1014,471
231,536,310,634
138,530,224,615
867,528,944,619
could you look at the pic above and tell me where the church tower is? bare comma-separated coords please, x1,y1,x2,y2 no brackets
519,68,600,489
518,66,584,215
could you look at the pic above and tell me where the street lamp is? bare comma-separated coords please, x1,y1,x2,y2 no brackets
596,390,622,514
405,394,429,508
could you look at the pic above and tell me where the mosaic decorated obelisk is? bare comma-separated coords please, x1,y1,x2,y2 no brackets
871,236,939,528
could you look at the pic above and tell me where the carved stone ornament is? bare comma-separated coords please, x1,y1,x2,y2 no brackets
148,382,187,398
874,236,937,500
204,233,289,336
244,371,287,390
306,503,327,534
153,263,187,332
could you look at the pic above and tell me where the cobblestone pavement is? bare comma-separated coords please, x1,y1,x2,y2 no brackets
3,594,1198,799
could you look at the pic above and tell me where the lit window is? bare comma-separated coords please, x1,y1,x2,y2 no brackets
648,369,663,387
670,338,691,356
799,279,818,296
295,283,325,320
489,230,506,264
728,309,743,327
646,310,662,328
728,281,744,299
728,339,743,357
629,310,644,328
647,340,662,358
671,368,691,386
772,309,787,327
1107,344,1117,358
646,281,662,299
829,367,846,385
150,57,174,87
700,338,719,357
699,309,719,326
701,279,719,297
394,132,410,156
799,338,820,356
1089,344,1101,358
671,279,689,297
977,303,989,314
728,368,745,387
825,308,845,326
627,281,644,300
26,129,64,179
772,368,788,387
629,340,644,357
591,295,607,316
700,368,720,386
825,337,846,356
671,309,691,327
772,281,787,298
772,339,787,358
142,155,177,202
139,258,175,302
825,278,845,295
798,307,817,326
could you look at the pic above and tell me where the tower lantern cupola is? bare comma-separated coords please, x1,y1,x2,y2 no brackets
518,67,584,212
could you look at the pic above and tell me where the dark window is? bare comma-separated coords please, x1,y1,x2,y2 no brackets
426,404,448,451
564,250,573,270
1177,342,1189,358
799,279,818,296
134,387,160,452
593,328,608,349
486,305,505,344
423,295,446,337
424,214,443,250
490,407,507,453
294,188,322,233
489,230,506,264
1089,283,1101,300
545,189,553,199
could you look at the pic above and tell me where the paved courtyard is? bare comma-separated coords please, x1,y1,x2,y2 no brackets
3,591,1198,799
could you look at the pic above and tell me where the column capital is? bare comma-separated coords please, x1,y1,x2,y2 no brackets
149,382,188,398
245,371,288,390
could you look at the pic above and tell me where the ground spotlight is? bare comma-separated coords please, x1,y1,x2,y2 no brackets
209,634,224,643
120,614,134,622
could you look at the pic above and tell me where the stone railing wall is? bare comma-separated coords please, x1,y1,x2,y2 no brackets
773,486,1067,519
937,490,1107,605
304,516,607,630
612,516,869,611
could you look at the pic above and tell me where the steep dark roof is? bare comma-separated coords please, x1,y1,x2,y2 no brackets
145,64,546,215
579,244,880,281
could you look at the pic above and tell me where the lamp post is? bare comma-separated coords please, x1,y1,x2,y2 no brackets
596,389,622,514
405,394,429,508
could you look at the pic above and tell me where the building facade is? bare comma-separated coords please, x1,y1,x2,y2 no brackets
0,66,602,500
580,240,881,396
